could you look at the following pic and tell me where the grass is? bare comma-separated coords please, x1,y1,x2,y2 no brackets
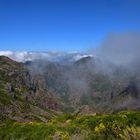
0,111,140,140
0,122,55,140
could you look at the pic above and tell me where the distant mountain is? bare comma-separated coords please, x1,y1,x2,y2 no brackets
25,55,140,113
0,51,94,63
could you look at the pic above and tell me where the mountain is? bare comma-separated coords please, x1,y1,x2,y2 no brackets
1,55,140,140
1,54,140,120
0,56,60,123
25,55,140,114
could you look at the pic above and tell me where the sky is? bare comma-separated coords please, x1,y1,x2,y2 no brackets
0,0,140,52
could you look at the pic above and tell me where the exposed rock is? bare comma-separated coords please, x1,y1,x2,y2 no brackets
0,56,59,122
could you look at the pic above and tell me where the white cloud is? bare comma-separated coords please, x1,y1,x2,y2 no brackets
0,51,94,62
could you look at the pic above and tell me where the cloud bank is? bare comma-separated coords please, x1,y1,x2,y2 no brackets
0,51,93,62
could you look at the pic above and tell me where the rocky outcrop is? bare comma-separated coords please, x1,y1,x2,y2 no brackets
0,56,59,122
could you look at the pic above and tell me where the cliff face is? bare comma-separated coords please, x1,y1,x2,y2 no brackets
0,56,59,122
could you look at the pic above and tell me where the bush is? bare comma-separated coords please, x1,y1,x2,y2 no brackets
0,111,140,140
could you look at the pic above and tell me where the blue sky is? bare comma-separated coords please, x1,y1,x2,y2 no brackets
0,0,140,52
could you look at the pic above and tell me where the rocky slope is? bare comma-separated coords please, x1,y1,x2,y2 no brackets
0,56,60,122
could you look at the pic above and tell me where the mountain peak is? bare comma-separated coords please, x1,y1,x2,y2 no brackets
74,56,94,66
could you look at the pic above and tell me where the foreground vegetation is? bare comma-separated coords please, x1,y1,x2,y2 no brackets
0,111,140,140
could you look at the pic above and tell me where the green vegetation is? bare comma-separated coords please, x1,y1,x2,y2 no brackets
0,111,140,140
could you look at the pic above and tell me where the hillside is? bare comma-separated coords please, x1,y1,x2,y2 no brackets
0,56,59,123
